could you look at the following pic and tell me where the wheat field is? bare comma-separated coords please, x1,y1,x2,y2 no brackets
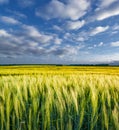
0,66,119,130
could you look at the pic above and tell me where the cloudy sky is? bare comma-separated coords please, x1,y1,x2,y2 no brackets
0,0,119,64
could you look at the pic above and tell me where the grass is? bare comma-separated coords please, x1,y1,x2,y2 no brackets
0,65,119,130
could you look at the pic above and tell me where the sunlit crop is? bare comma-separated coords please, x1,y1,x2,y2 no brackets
0,66,119,130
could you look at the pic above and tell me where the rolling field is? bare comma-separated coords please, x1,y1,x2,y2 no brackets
0,66,119,130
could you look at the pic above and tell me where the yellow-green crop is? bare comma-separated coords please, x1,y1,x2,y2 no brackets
0,66,119,130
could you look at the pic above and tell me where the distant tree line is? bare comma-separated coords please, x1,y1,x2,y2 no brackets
0,64,112,66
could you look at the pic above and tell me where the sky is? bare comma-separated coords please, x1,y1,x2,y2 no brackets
0,0,119,64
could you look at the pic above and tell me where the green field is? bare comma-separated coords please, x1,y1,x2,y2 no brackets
0,66,119,130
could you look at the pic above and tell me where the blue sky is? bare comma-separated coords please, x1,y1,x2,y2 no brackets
0,0,119,64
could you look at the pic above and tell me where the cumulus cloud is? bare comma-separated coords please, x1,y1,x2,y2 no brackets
96,7,119,21
54,37,62,44
36,0,90,20
0,25,65,58
90,26,109,36
64,45,78,55
76,37,85,42
0,29,47,57
48,44,80,58
111,41,119,47
64,25,109,43
94,0,119,21
63,31,89,43
0,16,20,25
0,29,22,56
66,20,85,30
0,29,11,37
99,0,118,8
22,25,53,44
77,31,89,41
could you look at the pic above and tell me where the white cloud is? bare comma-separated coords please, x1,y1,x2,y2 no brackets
96,6,119,21
111,41,119,47
111,24,119,34
98,42,104,46
49,44,80,58
1,16,20,25
22,25,53,44
0,29,21,56
63,31,89,43
0,28,50,57
64,33,71,40
76,37,85,42
0,0,8,4
66,20,85,30
0,29,11,37
54,37,62,44
0,26,83,60
92,1,119,21
40,35,53,44
28,42,38,47
91,53,119,63
22,25,41,37
77,31,89,41
90,26,109,36
99,0,117,8
53,25,62,31
65,45,78,55
22,25,63,46
36,0,90,20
